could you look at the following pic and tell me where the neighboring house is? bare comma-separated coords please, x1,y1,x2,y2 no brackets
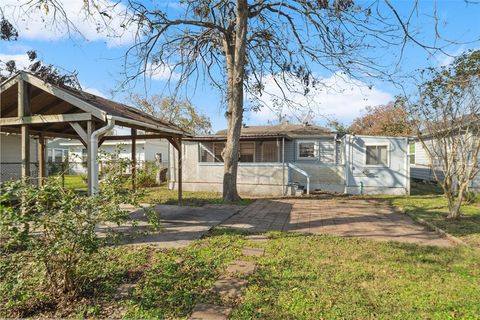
47,138,70,163
169,123,410,196
410,139,480,191
60,139,170,174
0,132,39,182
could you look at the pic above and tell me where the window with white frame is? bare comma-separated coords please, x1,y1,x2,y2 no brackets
409,143,416,165
239,142,254,162
297,140,317,160
366,145,389,166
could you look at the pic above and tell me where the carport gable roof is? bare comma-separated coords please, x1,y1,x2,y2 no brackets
0,72,185,137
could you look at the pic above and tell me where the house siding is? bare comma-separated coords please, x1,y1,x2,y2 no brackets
171,134,409,196
1,133,39,182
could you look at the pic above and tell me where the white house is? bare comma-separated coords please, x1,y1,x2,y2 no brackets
60,138,170,174
410,139,480,191
0,133,38,182
169,123,410,196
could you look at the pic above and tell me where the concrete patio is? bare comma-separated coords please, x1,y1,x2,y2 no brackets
98,203,243,248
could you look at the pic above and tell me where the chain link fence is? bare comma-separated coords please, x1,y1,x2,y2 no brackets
0,160,169,189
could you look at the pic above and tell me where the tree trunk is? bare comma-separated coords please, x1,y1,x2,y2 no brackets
222,0,248,203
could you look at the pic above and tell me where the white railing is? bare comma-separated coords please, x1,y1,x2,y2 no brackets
288,163,310,195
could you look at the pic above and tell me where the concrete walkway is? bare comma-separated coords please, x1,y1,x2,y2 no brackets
97,204,243,248
221,198,453,247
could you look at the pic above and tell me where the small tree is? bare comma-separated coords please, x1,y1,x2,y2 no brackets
410,50,480,219
0,169,145,301
130,94,212,135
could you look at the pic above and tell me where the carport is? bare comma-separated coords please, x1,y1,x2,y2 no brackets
0,71,185,202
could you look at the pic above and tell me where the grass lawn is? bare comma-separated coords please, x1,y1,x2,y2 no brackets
388,182,480,249
2,229,479,318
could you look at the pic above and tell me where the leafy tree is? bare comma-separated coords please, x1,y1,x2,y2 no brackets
409,50,480,219
349,102,415,136
130,94,212,135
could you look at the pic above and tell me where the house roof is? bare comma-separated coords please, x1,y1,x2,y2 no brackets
0,72,185,138
188,123,334,141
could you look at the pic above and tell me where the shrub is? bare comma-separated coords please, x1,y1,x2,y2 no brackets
136,162,160,188
0,167,149,311
463,190,479,205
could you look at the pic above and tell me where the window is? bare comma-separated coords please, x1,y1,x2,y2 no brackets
47,148,53,162
213,143,225,162
297,141,317,159
262,141,278,162
366,145,388,166
409,143,416,165
81,148,88,162
240,142,254,162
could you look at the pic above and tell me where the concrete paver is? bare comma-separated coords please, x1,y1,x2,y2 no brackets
221,199,452,247
189,304,231,320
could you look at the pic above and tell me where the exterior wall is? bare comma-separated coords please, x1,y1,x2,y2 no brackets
345,135,409,195
0,133,39,182
169,141,287,196
171,135,409,196
65,140,169,174
410,138,480,191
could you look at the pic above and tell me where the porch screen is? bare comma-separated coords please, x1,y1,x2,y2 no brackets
262,141,278,162
214,143,225,162
240,142,254,162
366,145,388,165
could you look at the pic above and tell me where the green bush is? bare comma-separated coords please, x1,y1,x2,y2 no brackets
463,190,479,205
0,167,149,314
136,162,159,188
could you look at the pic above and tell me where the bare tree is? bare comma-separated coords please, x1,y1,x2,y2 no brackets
410,50,480,219
6,0,479,202
119,0,460,202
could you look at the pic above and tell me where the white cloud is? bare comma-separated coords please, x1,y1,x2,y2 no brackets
83,87,106,98
434,47,465,67
147,63,180,81
2,0,136,47
248,72,393,125
0,53,31,76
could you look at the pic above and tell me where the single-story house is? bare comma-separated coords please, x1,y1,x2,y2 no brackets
0,132,38,182
410,139,480,191
59,138,170,174
168,123,410,196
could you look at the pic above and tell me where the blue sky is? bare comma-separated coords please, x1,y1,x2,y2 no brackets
1,0,479,131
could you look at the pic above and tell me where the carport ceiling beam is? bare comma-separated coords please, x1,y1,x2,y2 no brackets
0,113,92,126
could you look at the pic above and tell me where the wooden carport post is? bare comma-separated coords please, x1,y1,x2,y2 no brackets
86,121,93,196
37,133,46,186
18,79,30,181
131,128,137,191
168,137,182,205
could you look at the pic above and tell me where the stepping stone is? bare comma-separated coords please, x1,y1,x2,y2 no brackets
189,303,232,320
225,260,256,276
245,235,270,242
241,247,265,257
114,283,137,299
212,276,247,301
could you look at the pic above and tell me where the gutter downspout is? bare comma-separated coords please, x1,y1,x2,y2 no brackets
282,137,285,196
344,135,350,194
89,116,115,195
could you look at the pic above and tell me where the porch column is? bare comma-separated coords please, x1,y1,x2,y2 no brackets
38,134,46,186
131,128,137,191
86,121,93,195
18,79,30,181
178,138,183,205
